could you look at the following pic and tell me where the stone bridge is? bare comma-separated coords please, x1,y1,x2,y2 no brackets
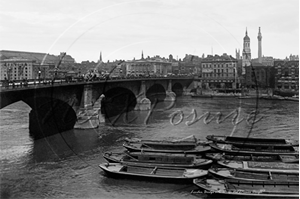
0,77,194,139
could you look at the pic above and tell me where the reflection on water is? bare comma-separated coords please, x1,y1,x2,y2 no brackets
0,97,298,198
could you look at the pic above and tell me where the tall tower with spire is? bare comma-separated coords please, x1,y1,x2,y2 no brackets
242,28,251,69
99,51,102,63
141,50,144,60
257,27,262,63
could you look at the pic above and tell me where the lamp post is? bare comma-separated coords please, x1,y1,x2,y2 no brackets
38,70,41,84
54,67,58,79
120,68,123,78
43,67,46,82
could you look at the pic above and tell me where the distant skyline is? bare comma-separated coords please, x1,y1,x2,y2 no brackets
0,0,299,63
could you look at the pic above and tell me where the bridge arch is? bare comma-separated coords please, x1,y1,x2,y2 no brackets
172,82,184,96
146,83,166,103
23,96,77,139
101,87,137,118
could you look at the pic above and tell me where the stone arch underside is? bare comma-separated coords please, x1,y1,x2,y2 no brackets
146,84,166,103
24,97,77,139
172,82,183,96
101,87,137,118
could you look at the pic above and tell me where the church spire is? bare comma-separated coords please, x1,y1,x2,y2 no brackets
99,51,102,62
141,50,144,59
244,27,250,41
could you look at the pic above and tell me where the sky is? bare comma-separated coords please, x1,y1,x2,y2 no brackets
0,0,299,63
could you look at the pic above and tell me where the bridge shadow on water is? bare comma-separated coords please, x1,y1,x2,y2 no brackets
101,87,168,119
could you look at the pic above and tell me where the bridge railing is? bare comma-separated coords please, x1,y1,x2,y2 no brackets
0,75,195,91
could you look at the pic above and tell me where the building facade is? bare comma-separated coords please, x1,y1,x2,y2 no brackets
274,60,299,92
0,58,58,81
0,59,36,81
201,54,238,89
0,50,75,81
125,55,171,77
245,62,273,88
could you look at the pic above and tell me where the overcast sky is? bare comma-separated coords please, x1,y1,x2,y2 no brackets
0,0,298,62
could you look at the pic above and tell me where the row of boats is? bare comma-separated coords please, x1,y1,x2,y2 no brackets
99,135,299,198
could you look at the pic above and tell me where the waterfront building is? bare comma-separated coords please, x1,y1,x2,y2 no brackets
0,58,57,81
180,54,202,75
252,56,274,66
288,54,299,61
200,54,238,89
245,62,273,88
0,50,75,81
0,58,36,81
125,53,171,77
274,60,299,92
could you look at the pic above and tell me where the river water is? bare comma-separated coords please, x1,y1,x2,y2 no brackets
0,96,298,199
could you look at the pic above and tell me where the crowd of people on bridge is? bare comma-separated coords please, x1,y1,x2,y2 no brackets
2,78,29,89
1,72,194,89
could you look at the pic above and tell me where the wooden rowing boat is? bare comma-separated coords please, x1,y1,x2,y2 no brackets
209,143,299,155
193,178,299,198
208,166,299,182
217,160,299,173
99,163,207,183
124,135,209,151
103,151,213,169
207,135,299,146
205,152,299,163
123,142,211,154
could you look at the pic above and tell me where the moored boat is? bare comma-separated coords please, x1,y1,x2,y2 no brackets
99,163,207,183
193,178,299,198
123,142,211,154
217,159,299,173
206,135,299,146
124,135,210,150
103,151,213,169
205,153,299,163
208,166,299,182
209,143,299,155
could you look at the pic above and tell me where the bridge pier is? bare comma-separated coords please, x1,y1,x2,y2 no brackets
165,80,176,101
134,81,151,111
182,86,189,95
74,85,105,129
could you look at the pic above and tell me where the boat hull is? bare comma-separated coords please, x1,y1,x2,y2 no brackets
207,135,299,146
193,178,299,198
208,166,299,182
205,153,299,163
217,160,299,173
209,143,298,155
103,152,213,169
123,143,211,154
99,163,207,184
